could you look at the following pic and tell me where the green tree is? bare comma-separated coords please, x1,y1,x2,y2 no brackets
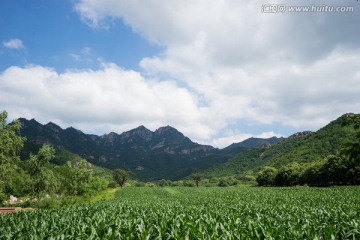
0,111,25,165
301,161,327,186
321,155,357,185
27,145,58,197
256,166,277,186
27,145,55,176
218,178,228,187
191,173,202,187
112,169,130,188
0,111,29,196
275,162,303,186
57,160,93,195
159,179,170,187
341,113,360,164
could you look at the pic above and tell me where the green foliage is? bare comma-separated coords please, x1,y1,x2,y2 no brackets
0,163,31,196
1,187,359,239
0,190,6,204
158,179,171,187
27,145,55,176
179,180,193,187
191,173,201,187
341,113,360,165
322,155,360,185
217,178,228,187
275,162,303,186
57,160,93,195
0,110,111,201
301,160,327,186
134,181,146,187
26,145,58,197
0,111,25,165
145,182,156,187
84,177,108,197
256,166,278,186
204,114,359,184
0,111,29,196
257,154,359,187
112,169,130,188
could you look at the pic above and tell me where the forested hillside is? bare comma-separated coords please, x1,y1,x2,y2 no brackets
202,114,359,183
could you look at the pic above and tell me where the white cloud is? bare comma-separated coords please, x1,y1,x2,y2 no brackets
2,0,358,148
74,0,360,134
70,47,94,62
0,63,218,143
3,38,25,49
211,130,283,149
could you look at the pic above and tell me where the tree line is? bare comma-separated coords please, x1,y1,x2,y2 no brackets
257,114,360,187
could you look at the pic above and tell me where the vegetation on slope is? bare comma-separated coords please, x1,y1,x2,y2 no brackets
0,111,114,205
201,114,359,184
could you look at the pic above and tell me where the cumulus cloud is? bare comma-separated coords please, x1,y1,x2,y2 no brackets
3,0,358,148
0,63,218,142
3,38,25,49
74,0,360,133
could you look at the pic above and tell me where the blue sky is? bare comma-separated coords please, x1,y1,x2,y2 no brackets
1,0,360,148
0,0,161,72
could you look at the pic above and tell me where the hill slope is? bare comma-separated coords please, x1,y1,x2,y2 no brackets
202,114,358,178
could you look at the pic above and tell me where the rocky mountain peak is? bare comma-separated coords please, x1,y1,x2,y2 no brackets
155,126,182,136
122,125,153,141
102,132,118,141
45,122,62,132
65,126,84,135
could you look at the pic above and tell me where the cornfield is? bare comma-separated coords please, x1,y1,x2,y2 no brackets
1,187,359,239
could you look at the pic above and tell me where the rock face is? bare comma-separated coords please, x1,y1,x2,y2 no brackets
9,195,17,204
288,131,312,139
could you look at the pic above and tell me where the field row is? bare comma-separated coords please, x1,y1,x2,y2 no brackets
1,187,359,239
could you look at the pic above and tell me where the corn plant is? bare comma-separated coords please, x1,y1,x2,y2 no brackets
0,186,359,239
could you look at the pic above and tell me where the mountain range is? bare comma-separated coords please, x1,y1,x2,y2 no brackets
18,118,282,180
18,113,357,181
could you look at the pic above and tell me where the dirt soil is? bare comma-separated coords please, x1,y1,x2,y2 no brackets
0,207,34,214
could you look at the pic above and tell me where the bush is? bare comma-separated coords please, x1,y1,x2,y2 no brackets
239,175,256,182
256,167,277,186
275,163,303,186
134,181,145,187
31,197,61,209
145,182,156,187
158,179,171,187
183,180,195,187
218,178,228,187
108,182,118,188
0,190,6,205
170,181,180,187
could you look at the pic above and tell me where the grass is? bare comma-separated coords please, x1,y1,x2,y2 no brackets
89,187,118,203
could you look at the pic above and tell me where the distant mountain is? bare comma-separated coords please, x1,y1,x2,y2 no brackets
18,118,282,181
201,114,358,178
223,136,284,152
16,120,208,180
19,119,211,180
